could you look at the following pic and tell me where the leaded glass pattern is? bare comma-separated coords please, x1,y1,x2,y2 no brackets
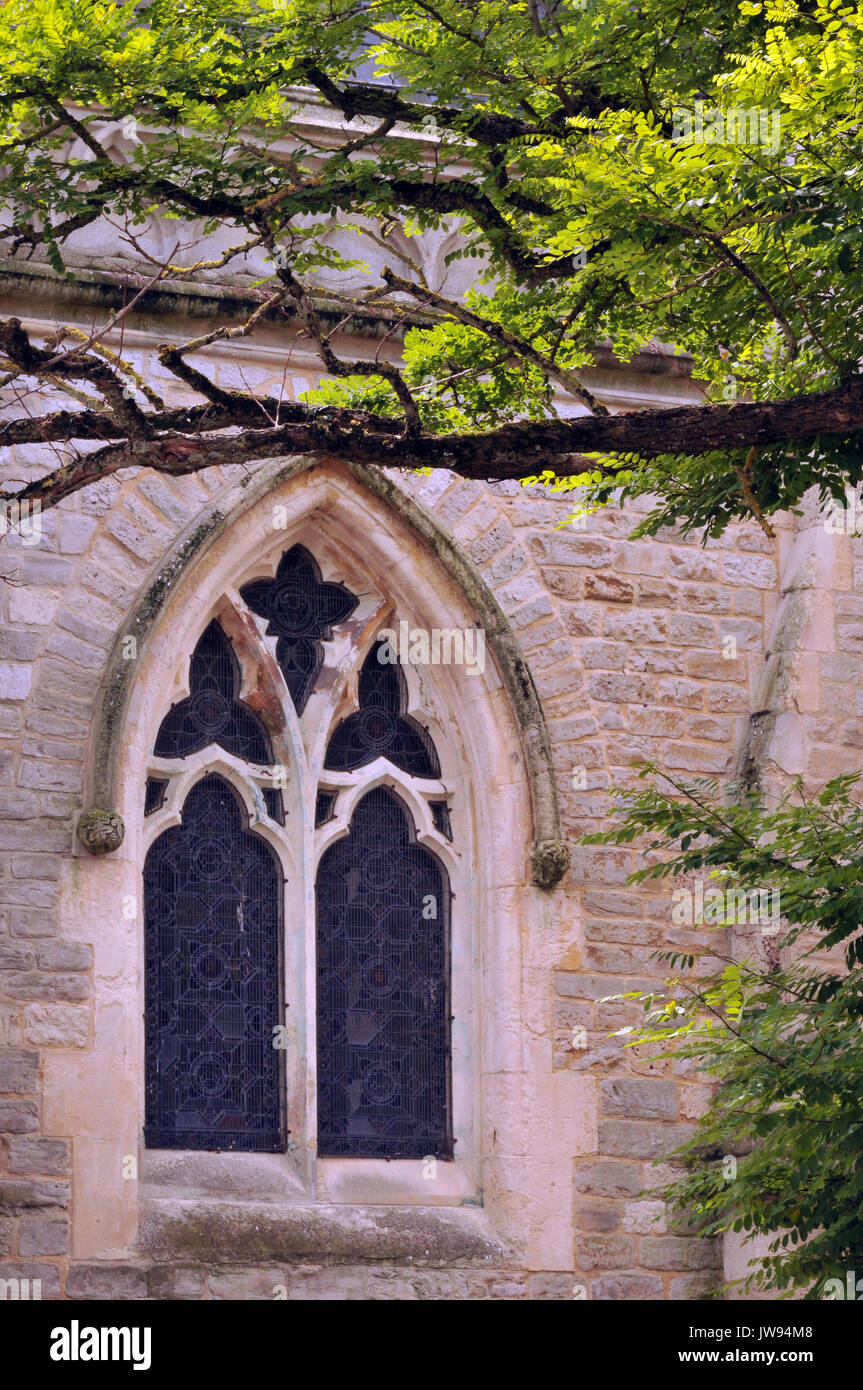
324,639,440,778
316,787,452,1158
430,801,452,840
153,620,273,764
144,546,456,1162
144,775,285,1152
144,777,169,816
240,546,358,713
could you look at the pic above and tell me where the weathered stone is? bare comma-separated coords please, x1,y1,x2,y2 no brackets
622,1200,667,1235
0,1261,61,1299
1,824,70,855
8,1137,71,1176
655,677,704,709
600,1078,679,1121
668,550,718,583
17,760,82,793
18,1216,69,1255
364,1270,420,1299
591,1273,664,1300
510,595,555,631
722,554,775,588
36,942,92,971
0,1048,39,1094
173,1267,207,1299
573,1160,643,1198
0,880,59,909
667,614,717,647
640,1236,722,1271
287,1267,371,1301
580,640,627,670
66,1263,149,1299
0,1100,39,1132
0,791,38,821
22,1005,88,1047
0,943,36,969
209,1268,287,1300
599,1119,695,1159
76,809,124,855
527,1272,578,1299
10,854,61,881
0,1179,69,1210
57,514,98,554
529,533,614,568
0,663,31,700
451,1272,527,1300
5,972,89,1003
555,972,654,1001
669,1272,722,1299
584,573,634,603
0,630,41,661
575,1202,620,1232
585,943,649,974
665,743,730,773
148,1267,175,1298
587,672,653,703
576,1234,636,1270
8,588,61,625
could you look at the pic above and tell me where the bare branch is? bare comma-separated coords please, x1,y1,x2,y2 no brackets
2,376,860,515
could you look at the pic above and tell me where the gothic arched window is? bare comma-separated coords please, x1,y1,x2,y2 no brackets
142,549,454,1163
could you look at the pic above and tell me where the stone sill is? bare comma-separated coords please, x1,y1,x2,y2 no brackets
136,1195,515,1268
140,1148,480,1207
141,1149,308,1203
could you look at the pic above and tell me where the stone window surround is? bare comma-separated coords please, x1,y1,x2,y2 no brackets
62,463,576,1270
139,538,474,1202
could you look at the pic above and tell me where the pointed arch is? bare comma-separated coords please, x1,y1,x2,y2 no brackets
82,454,567,888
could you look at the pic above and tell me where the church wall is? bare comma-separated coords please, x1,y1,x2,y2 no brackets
1,295,856,1301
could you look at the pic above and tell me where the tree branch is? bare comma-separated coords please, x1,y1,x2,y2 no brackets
2,376,860,513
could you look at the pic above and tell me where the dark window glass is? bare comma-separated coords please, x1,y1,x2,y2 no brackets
430,801,452,840
240,546,358,713
153,620,273,765
316,786,452,1158
262,787,284,824
144,777,169,816
315,790,338,827
324,639,440,778
144,774,285,1152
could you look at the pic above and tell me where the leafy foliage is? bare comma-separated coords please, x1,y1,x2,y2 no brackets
584,768,863,1296
0,0,861,527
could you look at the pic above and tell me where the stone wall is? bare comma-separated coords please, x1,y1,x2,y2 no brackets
1,281,859,1300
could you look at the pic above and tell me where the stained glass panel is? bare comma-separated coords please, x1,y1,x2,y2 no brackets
144,774,285,1151
153,620,272,765
316,786,452,1158
240,546,358,713
324,639,440,778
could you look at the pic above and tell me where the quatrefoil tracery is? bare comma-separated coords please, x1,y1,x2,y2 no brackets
240,545,358,714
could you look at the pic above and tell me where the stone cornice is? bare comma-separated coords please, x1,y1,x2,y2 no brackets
0,255,695,379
